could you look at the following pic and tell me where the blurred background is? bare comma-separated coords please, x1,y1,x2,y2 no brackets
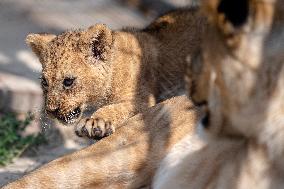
0,0,195,186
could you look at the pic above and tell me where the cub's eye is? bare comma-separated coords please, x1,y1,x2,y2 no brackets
40,77,48,88
63,77,75,88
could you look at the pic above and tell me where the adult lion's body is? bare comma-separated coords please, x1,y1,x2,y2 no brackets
2,96,199,189
153,0,284,189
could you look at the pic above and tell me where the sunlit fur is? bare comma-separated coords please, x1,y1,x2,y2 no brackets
2,96,200,189
154,0,284,188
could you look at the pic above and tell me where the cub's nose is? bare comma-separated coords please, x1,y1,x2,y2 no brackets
46,98,59,116
46,108,60,117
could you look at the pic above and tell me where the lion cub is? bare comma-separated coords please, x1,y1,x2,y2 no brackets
26,9,205,139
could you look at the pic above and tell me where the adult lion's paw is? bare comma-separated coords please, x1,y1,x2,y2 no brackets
75,117,115,140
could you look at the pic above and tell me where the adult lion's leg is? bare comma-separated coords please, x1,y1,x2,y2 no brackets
2,96,199,189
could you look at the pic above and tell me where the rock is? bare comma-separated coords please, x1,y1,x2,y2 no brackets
0,73,42,114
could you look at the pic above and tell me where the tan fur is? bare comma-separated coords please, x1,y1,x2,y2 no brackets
154,0,284,188
25,9,204,139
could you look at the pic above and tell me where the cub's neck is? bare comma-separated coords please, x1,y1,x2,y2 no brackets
108,30,158,102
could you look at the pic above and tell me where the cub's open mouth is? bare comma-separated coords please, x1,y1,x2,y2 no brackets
64,107,82,124
47,107,82,125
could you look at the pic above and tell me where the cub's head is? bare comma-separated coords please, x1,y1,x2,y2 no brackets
26,24,114,124
193,0,284,165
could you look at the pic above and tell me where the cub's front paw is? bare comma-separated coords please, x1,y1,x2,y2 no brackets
75,117,115,140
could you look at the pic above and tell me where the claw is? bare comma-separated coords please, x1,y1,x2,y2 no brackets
75,130,83,137
81,126,89,137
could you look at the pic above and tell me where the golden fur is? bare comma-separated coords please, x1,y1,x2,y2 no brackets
25,9,204,139
153,0,284,188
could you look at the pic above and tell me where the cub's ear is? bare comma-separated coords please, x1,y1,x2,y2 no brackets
86,24,113,61
26,33,56,60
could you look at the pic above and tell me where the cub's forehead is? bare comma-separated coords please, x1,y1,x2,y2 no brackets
44,30,91,65
49,30,84,52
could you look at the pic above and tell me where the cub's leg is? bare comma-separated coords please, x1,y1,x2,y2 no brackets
2,96,199,189
75,117,114,140
75,102,147,139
